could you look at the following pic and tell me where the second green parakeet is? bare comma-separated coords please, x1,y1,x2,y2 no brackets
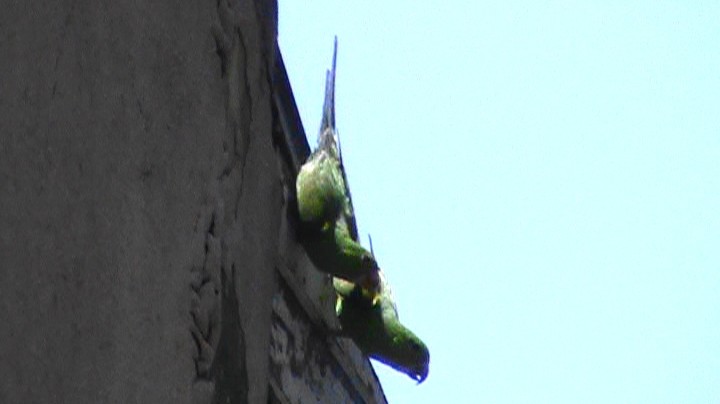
334,271,430,383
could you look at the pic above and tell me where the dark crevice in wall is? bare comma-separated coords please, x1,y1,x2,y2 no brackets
211,265,249,404
191,212,222,380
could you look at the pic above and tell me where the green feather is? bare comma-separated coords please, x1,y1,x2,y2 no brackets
302,218,377,281
334,272,430,383
296,151,346,227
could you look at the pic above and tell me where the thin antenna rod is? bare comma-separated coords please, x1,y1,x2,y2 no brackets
368,234,375,257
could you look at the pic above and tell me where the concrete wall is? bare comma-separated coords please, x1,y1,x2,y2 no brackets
0,0,385,403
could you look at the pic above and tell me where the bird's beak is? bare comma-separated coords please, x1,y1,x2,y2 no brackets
412,369,428,384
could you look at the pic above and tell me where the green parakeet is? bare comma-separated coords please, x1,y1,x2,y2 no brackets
334,271,430,383
296,38,379,285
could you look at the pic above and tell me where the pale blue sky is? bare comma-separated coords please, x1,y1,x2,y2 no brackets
279,2,720,403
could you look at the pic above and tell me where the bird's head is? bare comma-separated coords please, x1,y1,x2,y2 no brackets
403,337,430,383
374,330,430,383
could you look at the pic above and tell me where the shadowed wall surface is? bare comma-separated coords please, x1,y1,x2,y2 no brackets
0,1,385,403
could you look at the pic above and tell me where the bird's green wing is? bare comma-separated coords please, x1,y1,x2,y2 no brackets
296,151,346,227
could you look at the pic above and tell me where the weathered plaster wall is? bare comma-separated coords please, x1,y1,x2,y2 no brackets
0,0,279,402
0,1,385,403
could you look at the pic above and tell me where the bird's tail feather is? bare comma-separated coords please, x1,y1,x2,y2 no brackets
315,37,360,241
318,36,338,154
